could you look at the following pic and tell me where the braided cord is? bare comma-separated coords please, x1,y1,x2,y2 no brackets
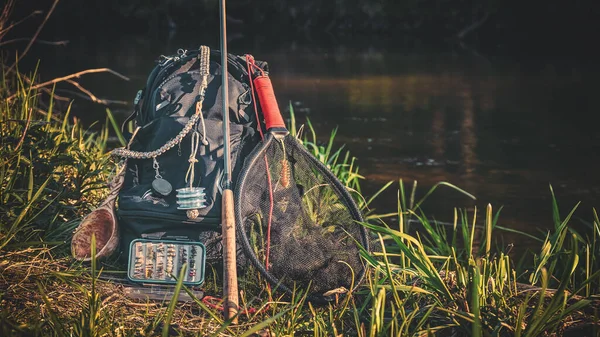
185,130,201,187
111,45,211,159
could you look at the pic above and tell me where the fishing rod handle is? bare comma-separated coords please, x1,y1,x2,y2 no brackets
221,189,239,323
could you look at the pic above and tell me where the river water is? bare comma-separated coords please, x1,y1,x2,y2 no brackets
28,31,600,248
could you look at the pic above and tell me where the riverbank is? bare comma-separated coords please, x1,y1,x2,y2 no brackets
1,57,600,336
2,1,600,334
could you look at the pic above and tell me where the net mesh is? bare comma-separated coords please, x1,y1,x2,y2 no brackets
236,134,368,301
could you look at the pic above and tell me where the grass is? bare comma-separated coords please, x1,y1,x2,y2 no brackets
2,80,600,336
0,66,113,251
2,19,600,337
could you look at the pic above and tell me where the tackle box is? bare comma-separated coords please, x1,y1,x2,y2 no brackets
127,238,206,286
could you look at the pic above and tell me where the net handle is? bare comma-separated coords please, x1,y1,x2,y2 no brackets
253,76,287,132
246,55,288,136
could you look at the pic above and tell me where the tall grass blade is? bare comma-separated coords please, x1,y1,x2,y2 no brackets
289,101,297,138
362,222,453,301
163,263,187,337
37,282,67,337
469,206,477,260
413,181,476,210
90,234,97,335
470,259,482,337
485,203,492,257
1,175,52,249
105,108,126,147
549,184,561,229
365,180,393,209
238,307,292,337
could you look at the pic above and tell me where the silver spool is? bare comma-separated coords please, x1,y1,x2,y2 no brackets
176,187,207,211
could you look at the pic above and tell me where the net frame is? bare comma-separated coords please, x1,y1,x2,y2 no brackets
234,132,369,303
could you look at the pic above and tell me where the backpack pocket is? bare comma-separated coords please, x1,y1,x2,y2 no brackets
118,210,223,264
118,120,250,224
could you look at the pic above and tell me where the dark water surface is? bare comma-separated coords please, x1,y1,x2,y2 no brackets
28,32,600,247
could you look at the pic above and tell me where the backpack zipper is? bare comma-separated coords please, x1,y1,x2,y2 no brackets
118,209,221,227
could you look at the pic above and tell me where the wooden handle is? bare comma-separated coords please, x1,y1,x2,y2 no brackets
221,189,239,323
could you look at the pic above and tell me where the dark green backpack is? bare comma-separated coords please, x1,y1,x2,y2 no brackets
114,46,265,264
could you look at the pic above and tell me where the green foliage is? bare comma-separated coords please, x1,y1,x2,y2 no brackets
353,187,600,337
290,103,364,196
1,79,599,336
0,68,115,251
282,105,599,336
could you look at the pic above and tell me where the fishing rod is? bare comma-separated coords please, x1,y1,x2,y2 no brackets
219,0,239,324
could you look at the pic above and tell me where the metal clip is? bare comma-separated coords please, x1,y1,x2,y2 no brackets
159,55,174,66
177,49,188,57
170,49,188,63
133,90,143,105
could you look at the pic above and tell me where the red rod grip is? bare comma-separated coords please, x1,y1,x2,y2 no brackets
254,76,286,131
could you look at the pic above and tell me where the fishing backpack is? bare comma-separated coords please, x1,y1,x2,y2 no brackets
115,46,264,264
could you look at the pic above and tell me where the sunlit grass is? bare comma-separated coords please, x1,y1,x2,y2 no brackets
1,66,114,252
1,57,600,337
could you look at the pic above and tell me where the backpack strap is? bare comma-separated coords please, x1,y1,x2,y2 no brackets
111,46,212,160
120,89,143,134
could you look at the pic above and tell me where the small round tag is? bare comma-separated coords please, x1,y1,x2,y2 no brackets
152,178,173,196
